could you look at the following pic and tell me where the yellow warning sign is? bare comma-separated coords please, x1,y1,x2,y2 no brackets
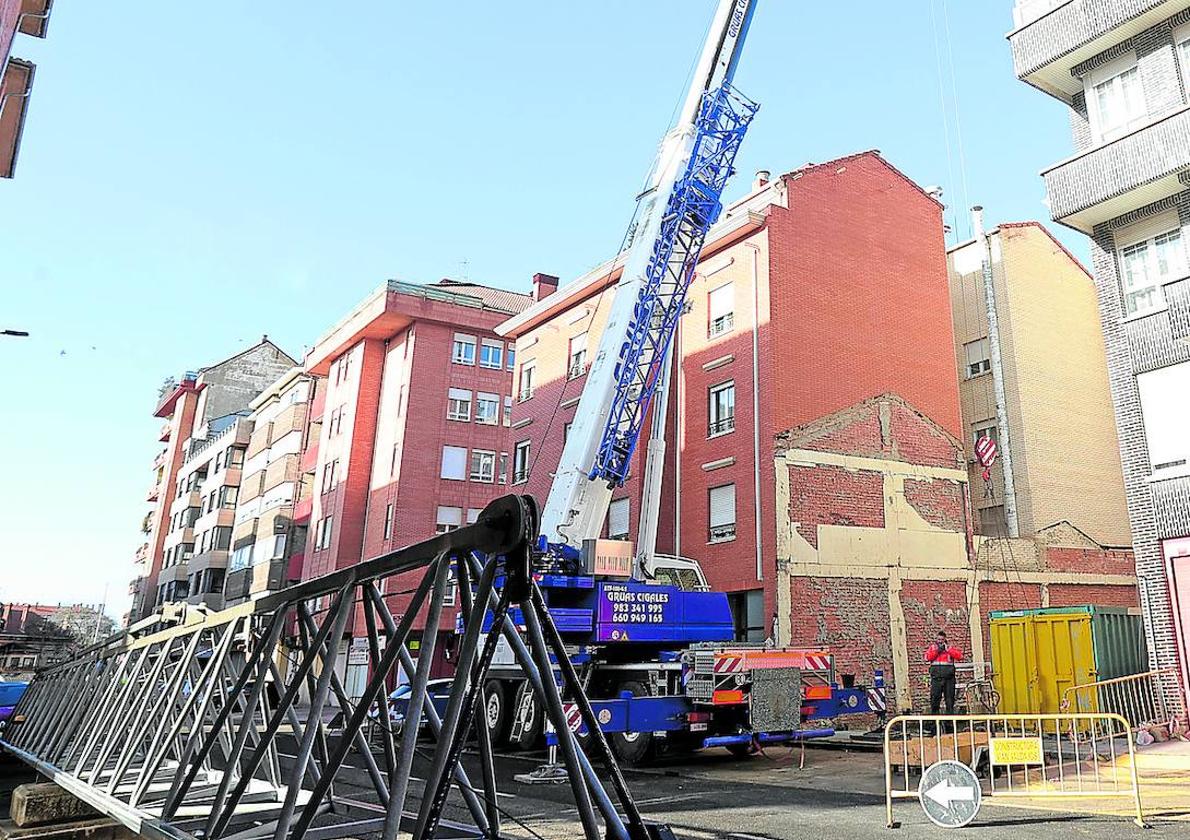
989,736,1044,765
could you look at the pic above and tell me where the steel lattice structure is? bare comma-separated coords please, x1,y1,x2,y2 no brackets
0,496,663,840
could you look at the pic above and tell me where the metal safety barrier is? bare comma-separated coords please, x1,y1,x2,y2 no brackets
0,495,663,840
883,713,1145,828
1061,667,1188,735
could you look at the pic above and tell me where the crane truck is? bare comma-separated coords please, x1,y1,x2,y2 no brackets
466,0,887,765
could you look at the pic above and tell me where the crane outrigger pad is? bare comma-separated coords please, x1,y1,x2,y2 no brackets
0,495,659,840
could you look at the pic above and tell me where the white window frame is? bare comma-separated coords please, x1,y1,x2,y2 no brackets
479,339,503,369
470,449,496,483
568,333,588,380
972,422,999,450
1175,22,1190,96
383,503,394,540
1115,214,1186,317
708,484,737,543
503,395,513,426
964,338,991,379
1137,361,1190,478
708,380,736,437
518,361,536,402
513,440,531,483
475,392,500,425
708,282,735,337
451,333,477,366
315,515,334,550
1085,52,1147,144
435,505,463,534
440,445,468,481
447,388,473,422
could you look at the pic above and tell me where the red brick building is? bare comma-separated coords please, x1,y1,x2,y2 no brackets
300,279,532,679
1,0,51,178
498,151,963,639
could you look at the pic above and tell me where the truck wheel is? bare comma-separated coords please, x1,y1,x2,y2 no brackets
726,740,756,759
509,686,542,751
483,681,511,747
610,681,655,766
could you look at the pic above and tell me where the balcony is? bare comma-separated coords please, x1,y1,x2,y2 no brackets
189,549,229,574
128,576,145,596
159,421,172,442
147,483,160,503
1043,107,1190,232
263,453,300,492
170,490,201,516
1010,0,1190,101
157,562,188,585
708,416,736,437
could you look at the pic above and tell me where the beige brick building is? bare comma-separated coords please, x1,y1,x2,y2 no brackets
948,221,1130,546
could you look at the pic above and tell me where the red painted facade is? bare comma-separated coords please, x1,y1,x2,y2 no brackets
301,281,531,651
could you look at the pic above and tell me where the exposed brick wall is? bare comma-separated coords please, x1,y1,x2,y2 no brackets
787,576,892,691
889,403,963,469
788,463,884,549
1048,583,1139,609
904,478,965,531
1044,546,1136,575
901,580,971,710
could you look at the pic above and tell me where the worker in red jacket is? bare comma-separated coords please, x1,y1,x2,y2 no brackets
925,630,962,714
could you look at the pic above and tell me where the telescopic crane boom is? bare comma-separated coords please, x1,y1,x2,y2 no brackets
539,0,758,569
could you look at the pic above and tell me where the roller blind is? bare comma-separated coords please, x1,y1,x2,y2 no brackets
709,484,736,527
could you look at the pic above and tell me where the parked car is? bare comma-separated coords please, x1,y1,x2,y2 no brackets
365,678,452,736
0,682,29,724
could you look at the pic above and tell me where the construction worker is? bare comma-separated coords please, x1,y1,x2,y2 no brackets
925,630,962,715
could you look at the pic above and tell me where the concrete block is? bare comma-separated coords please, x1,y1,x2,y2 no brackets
0,817,136,839
9,783,99,828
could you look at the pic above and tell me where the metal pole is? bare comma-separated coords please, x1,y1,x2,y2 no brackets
456,558,502,835
972,206,1019,537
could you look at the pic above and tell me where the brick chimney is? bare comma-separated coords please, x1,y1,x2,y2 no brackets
532,273,559,302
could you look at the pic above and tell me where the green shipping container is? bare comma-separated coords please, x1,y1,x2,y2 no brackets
989,605,1148,716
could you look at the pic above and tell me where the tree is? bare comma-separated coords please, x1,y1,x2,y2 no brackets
49,604,116,648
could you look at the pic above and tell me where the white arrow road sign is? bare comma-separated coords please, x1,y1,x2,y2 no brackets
918,760,982,828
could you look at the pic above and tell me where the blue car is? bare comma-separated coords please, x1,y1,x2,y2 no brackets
367,678,452,736
0,682,29,724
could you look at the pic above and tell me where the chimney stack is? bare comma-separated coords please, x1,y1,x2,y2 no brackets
753,169,771,190
531,273,559,302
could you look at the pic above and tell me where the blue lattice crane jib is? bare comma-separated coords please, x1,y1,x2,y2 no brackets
589,84,758,487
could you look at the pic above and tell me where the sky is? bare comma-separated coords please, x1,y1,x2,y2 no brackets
0,2,1077,620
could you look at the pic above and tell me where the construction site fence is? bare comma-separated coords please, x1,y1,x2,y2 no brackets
1061,667,1188,736
883,712,1144,829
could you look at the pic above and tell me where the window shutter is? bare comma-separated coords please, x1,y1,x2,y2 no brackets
436,506,463,527
708,484,736,527
448,387,471,402
709,283,734,320
440,446,467,479
571,332,587,354
609,498,630,538
1114,210,1181,249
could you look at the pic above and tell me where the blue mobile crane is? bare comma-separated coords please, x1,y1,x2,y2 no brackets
473,0,886,765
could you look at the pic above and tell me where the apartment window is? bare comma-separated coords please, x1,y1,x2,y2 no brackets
230,544,253,572
480,339,503,369
219,485,238,509
563,421,573,443
972,422,999,450
452,333,477,365
228,447,245,468
1137,361,1190,475
435,505,463,534
441,445,468,480
1117,226,1186,316
708,381,736,436
383,503,394,540
215,450,225,472
708,484,737,543
506,348,516,370
467,508,483,524
518,361,536,402
513,440,531,483
470,449,496,482
321,458,339,494
390,443,399,477
270,533,287,559
608,498,630,541
206,568,226,594
447,388,473,422
964,338,991,378
708,283,734,337
568,332,588,379
315,515,334,550
1086,55,1146,143
503,396,513,426
476,392,500,425
329,407,344,437
498,452,509,484
212,526,232,551
1178,26,1190,95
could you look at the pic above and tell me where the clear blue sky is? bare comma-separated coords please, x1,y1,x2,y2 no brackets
0,2,1075,619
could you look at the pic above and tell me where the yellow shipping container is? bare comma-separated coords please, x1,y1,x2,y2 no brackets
989,607,1146,716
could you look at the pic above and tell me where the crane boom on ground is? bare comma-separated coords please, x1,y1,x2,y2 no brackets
539,0,758,561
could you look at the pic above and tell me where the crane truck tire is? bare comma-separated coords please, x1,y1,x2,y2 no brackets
483,680,511,747
609,680,655,766
508,682,543,751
